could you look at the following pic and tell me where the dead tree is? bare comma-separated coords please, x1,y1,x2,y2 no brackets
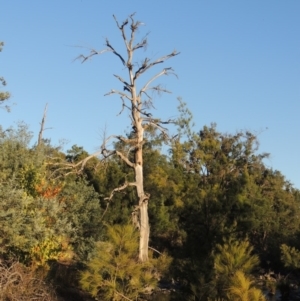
76,13,179,262
37,103,51,146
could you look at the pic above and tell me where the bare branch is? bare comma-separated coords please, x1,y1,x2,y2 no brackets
49,132,137,178
113,14,128,29
113,14,129,51
116,97,153,119
142,116,177,140
100,134,118,149
74,41,127,66
117,96,147,118
149,85,172,94
104,89,132,101
159,118,176,125
113,74,132,91
74,48,110,63
116,135,136,145
143,121,169,137
116,96,132,116
143,117,176,125
127,145,137,158
148,246,163,255
105,38,126,66
132,33,149,51
104,181,136,202
139,68,176,97
129,13,139,50
134,50,180,80
113,14,128,31
74,150,104,171
117,97,126,116
115,150,135,168
102,133,137,146
47,161,81,179
100,135,135,166
142,99,155,111
48,150,115,179
140,91,155,105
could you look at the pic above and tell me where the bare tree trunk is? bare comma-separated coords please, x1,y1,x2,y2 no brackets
38,103,49,146
75,13,179,262
135,148,149,261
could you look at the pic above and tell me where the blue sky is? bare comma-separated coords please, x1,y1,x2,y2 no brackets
1,1,299,188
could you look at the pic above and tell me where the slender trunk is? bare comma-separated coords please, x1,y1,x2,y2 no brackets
37,103,48,146
134,136,149,262
130,57,150,261
139,196,149,261
135,164,149,261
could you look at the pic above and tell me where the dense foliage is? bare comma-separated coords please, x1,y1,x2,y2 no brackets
1,16,299,300
0,119,299,300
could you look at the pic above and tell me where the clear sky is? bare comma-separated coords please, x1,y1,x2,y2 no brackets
1,1,299,188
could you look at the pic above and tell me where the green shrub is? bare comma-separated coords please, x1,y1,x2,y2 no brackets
80,223,171,300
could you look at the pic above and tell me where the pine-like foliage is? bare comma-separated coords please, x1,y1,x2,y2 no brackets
214,239,259,277
227,271,266,301
80,223,171,300
280,244,300,269
212,239,259,298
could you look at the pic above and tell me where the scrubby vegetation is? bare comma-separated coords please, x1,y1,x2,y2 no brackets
0,121,299,300
1,14,300,301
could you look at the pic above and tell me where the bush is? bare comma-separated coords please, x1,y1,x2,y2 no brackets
80,223,171,300
0,260,57,301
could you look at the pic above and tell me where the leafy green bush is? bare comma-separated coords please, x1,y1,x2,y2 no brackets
0,182,72,262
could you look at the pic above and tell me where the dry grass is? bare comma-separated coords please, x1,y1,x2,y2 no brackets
0,260,57,301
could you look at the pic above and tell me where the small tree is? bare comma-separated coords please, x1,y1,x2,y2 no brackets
212,239,260,299
74,13,179,261
227,271,266,301
80,224,170,300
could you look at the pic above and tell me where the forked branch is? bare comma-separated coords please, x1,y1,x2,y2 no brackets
139,68,177,97
104,181,137,202
134,50,179,80
75,48,110,63
113,74,131,91
115,150,135,168
104,89,132,101
105,38,126,66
